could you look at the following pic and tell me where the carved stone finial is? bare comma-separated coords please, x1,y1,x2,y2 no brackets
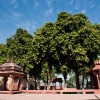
10,58,14,63
6,58,14,63
94,60,100,65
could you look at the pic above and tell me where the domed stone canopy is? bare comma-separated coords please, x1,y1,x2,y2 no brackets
92,60,100,70
0,62,23,72
0,60,24,93
87,60,100,89
0,61,24,77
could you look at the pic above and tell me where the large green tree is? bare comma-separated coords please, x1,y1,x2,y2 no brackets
32,12,100,89
54,12,72,89
6,28,33,73
32,22,59,89
55,12,100,89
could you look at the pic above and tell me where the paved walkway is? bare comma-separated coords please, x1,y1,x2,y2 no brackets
0,94,100,100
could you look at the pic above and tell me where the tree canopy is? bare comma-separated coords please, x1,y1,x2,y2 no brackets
0,12,100,90
6,28,33,73
0,44,7,64
54,12,100,89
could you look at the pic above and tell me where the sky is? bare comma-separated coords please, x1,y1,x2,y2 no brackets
0,0,100,43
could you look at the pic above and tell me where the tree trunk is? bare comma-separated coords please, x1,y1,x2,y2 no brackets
47,66,51,90
86,77,88,89
75,69,80,89
63,73,67,90
34,77,37,90
46,72,48,90
82,74,84,89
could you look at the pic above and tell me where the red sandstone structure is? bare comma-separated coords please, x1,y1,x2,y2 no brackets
0,60,24,94
87,60,100,89
1,60,100,94
52,78,63,90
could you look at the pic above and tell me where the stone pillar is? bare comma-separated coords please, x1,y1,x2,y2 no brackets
26,79,29,90
98,70,100,89
55,82,56,90
59,82,61,90
9,75,14,94
4,76,7,90
19,76,23,92
60,82,62,90
97,75,100,89
52,83,54,90
90,77,94,89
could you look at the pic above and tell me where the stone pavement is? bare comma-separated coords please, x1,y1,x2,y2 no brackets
0,94,100,100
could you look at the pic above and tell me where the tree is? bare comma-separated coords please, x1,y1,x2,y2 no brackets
32,22,59,89
55,12,100,89
71,14,100,89
93,24,100,56
6,28,33,73
54,12,72,89
0,44,8,64
30,11,100,90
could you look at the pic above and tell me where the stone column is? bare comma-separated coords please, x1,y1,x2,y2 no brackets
9,75,14,94
99,70,100,89
90,77,93,89
4,76,7,90
60,82,62,90
26,79,29,90
19,76,23,91
52,83,54,90
55,82,56,90
97,75,100,89
59,82,60,90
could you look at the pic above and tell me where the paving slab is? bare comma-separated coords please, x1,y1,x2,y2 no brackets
0,94,100,100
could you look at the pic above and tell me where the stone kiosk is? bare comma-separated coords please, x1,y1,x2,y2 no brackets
0,61,24,94
52,78,63,90
87,60,100,89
